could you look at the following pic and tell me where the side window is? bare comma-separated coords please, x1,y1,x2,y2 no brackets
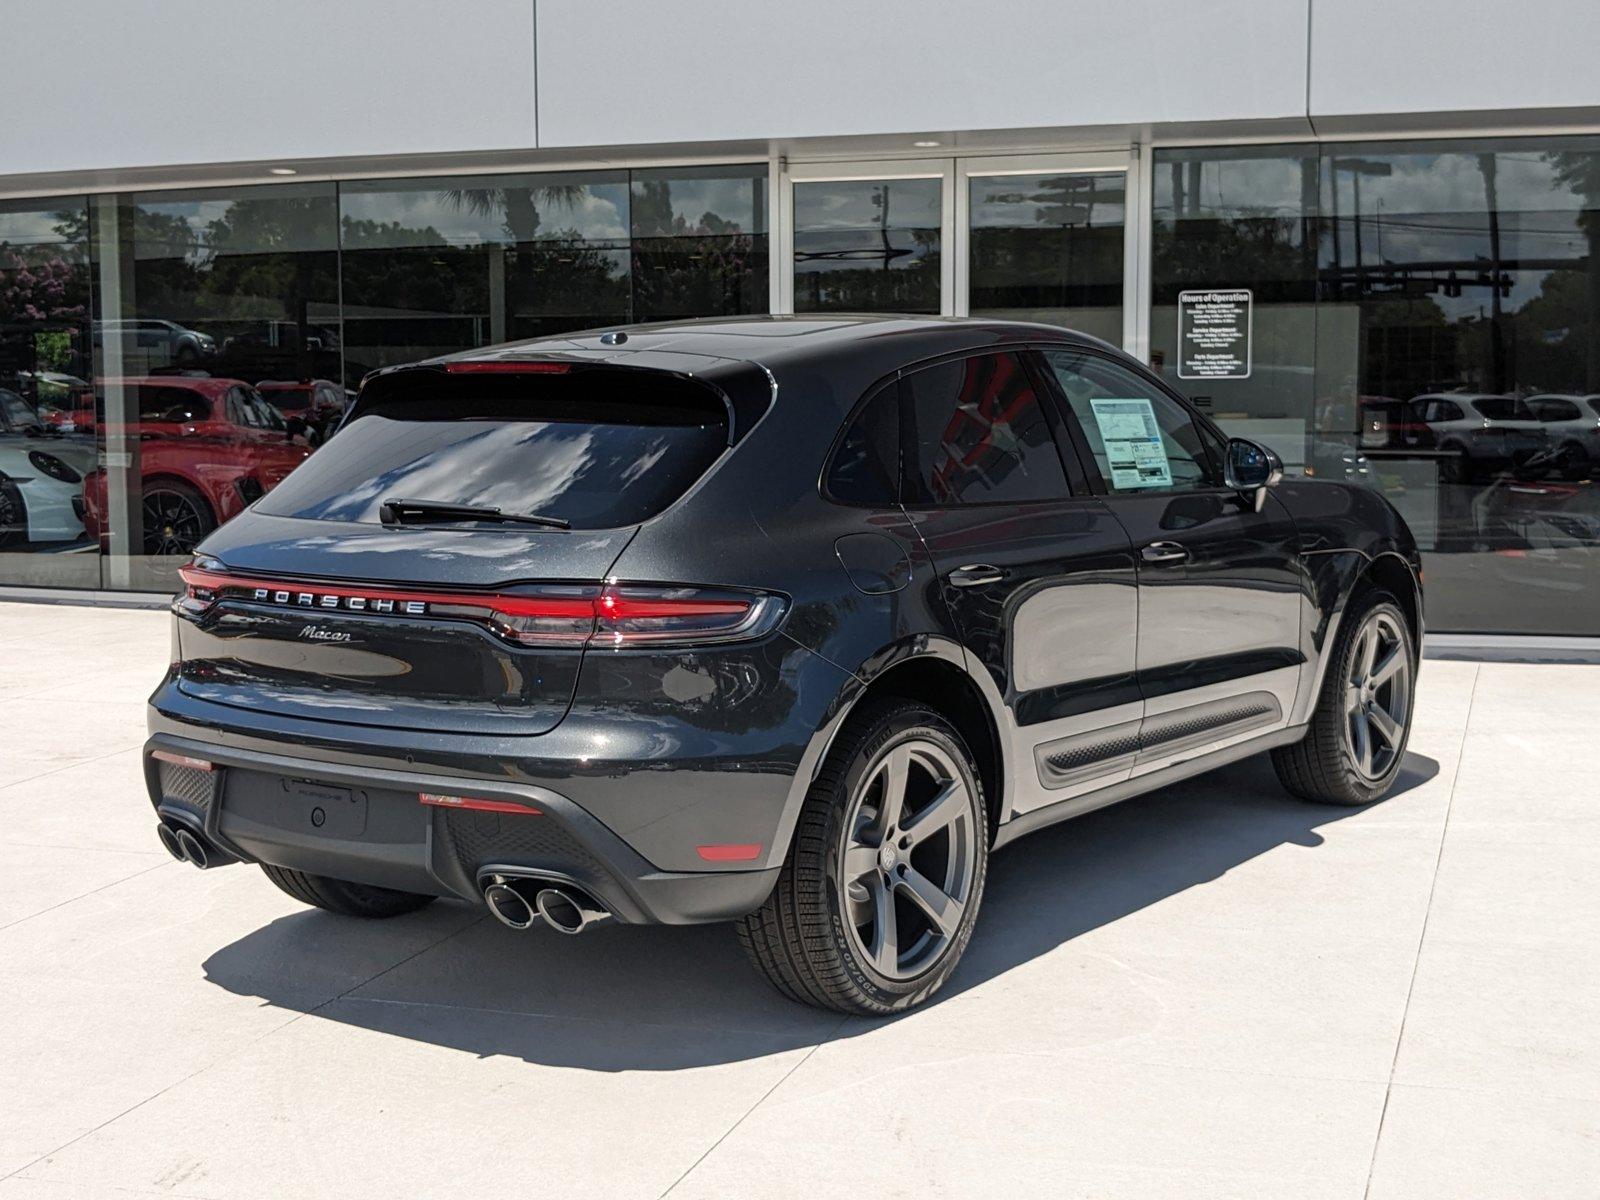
226,388,259,427
825,384,899,505
1040,348,1219,493
903,351,1069,505
1439,401,1463,422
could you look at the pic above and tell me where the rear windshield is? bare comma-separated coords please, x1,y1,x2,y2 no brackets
137,385,212,423
256,368,729,530
1471,397,1533,421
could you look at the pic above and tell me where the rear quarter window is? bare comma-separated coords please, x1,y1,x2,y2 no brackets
256,366,730,531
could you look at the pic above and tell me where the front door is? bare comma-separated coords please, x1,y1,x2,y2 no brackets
896,349,1140,818
781,151,1137,353
1035,345,1305,774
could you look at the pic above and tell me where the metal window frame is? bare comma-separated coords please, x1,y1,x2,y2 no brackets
952,149,1141,356
778,157,957,317
775,149,1148,357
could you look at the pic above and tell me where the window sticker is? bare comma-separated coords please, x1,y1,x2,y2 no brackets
1088,397,1173,490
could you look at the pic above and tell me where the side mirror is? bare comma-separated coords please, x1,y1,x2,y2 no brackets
1223,437,1283,512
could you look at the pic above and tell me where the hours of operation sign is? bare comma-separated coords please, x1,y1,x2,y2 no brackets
1178,289,1252,379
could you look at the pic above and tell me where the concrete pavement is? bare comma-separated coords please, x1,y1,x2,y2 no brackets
0,601,1594,1198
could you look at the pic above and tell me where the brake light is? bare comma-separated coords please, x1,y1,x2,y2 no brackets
444,361,570,375
175,564,785,649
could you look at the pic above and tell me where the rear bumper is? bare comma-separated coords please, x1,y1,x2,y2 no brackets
142,730,780,925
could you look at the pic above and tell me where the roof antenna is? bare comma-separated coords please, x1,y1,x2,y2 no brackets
599,331,628,346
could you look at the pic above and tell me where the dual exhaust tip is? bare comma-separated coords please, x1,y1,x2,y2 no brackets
156,818,214,869
483,879,609,935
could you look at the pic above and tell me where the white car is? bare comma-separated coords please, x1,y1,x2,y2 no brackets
0,388,98,546
1526,394,1600,479
1411,392,1547,482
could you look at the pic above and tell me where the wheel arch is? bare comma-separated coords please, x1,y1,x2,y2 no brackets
776,638,1009,859
1353,551,1422,645
848,654,1006,841
142,471,217,518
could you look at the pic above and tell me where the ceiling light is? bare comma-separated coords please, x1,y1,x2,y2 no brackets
268,167,298,176
912,140,941,148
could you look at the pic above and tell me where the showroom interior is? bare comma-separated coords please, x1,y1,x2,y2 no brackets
2,1,1598,637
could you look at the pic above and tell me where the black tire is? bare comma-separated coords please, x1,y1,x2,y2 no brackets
0,475,27,549
259,864,436,918
142,479,215,557
736,699,988,1015
1556,441,1589,481
1272,588,1416,805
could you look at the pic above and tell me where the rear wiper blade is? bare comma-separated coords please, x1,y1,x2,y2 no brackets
378,498,570,530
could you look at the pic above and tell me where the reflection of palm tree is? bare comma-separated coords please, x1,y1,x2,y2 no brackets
1546,149,1600,391
444,183,590,337
443,184,588,249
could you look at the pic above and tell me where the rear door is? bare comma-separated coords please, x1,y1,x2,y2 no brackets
174,362,737,736
897,349,1140,817
1035,346,1304,774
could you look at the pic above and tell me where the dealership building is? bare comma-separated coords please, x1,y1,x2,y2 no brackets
3,0,1598,637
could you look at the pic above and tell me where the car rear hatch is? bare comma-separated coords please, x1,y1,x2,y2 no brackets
172,355,766,736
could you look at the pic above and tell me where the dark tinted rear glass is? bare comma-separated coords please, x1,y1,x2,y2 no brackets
257,368,728,530
903,352,1068,505
137,386,211,423
1472,397,1533,421
1532,398,1580,421
825,385,898,504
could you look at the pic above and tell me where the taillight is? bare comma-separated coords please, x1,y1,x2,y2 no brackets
443,360,570,375
174,563,785,649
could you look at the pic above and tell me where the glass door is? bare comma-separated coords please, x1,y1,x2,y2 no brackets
779,150,1144,354
779,159,955,315
955,152,1133,348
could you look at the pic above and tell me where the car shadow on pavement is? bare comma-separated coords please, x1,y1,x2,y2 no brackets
203,750,1440,1069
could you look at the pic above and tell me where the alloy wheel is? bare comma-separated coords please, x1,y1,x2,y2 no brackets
837,737,978,981
1344,610,1411,781
142,490,208,556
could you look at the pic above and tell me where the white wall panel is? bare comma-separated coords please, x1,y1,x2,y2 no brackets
1311,1,1600,118
2,0,537,176
536,0,1310,148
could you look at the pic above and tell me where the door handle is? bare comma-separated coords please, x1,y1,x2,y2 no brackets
1140,541,1190,565
946,563,1004,588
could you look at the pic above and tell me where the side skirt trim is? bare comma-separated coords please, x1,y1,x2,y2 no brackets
998,723,1307,850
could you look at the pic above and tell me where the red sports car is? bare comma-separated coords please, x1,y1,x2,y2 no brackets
80,376,315,555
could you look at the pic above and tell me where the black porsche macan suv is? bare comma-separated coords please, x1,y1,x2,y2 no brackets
145,316,1421,1014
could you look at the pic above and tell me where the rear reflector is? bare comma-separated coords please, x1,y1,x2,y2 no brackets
419,792,540,816
444,360,570,375
151,750,214,772
696,843,763,863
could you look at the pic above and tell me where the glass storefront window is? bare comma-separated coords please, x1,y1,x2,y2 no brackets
793,177,942,313
0,197,97,588
1153,139,1600,635
631,165,768,322
0,164,772,594
968,171,1124,344
91,184,339,591
340,165,769,381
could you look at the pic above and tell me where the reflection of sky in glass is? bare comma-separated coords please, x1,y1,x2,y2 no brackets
258,416,715,530
0,204,81,246
340,173,629,247
132,184,337,258
969,174,1125,229
630,168,766,236
795,179,941,231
